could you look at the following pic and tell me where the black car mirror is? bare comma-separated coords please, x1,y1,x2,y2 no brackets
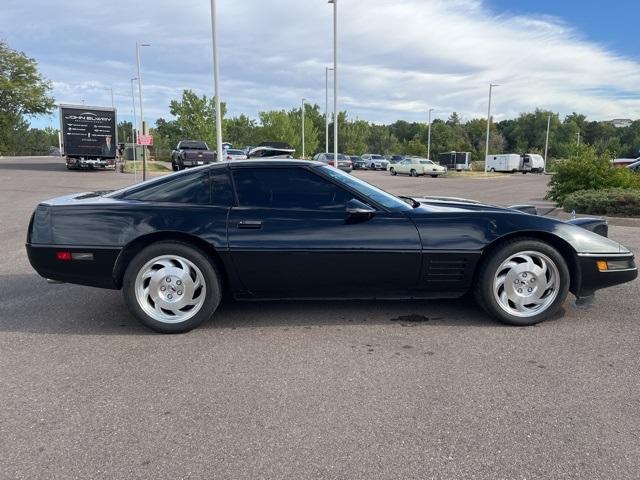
346,198,376,223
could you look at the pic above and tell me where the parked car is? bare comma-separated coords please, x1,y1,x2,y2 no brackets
225,149,248,161
26,159,636,333
389,157,447,177
349,155,366,170
248,142,295,159
387,155,405,164
315,153,353,172
625,159,640,172
361,154,389,170
171,141,216,171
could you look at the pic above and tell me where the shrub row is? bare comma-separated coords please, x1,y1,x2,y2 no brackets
563,188,640,217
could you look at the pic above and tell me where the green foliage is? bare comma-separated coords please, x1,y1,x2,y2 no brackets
563,188,640,217
546,145,640,205
402,137,427,157
168,89,227,147
0,40,55,155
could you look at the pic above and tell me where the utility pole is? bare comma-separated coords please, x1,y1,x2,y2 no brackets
576,132,581,146
484,83,499,174
136,41,150,180
329,0,338,162
325,67,333,153
427,108,434,160
131,77,138,183
301,98,306,159
210,0,224,163
544,114,551,174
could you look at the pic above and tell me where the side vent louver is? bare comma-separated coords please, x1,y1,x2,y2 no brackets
425,258,468,283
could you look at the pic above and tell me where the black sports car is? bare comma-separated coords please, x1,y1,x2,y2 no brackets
26,160,637,333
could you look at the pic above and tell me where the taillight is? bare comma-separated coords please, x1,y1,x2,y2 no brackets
227,155,232,160
56,251,72,261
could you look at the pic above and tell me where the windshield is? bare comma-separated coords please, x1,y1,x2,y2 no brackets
419,160,433,165
326,154,347,160
371,155,385,160
227,149,245,155
319,166,411,211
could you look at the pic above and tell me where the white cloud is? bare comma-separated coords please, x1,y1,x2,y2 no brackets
3,0,639,126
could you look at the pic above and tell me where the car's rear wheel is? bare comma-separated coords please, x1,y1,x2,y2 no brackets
122,241,221,333
430,174,438,178
474,239,570,326
410,169,417,177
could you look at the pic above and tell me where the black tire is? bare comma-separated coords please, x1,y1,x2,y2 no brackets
474,238,570,326
490,168,496,173
122,241,222,333
390,168,397,176
171,160,179,172
430,174,438,178
410,169,417,177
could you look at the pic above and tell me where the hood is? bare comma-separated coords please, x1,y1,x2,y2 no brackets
409,195,521,214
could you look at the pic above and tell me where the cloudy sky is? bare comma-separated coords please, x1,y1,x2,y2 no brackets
3,0,639,129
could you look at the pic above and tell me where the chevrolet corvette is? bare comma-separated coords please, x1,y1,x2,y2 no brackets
26,160,637,333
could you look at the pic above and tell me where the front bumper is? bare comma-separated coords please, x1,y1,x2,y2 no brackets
574,253,637,297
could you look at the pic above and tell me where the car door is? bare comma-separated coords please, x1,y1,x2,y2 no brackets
227,165,422,297
396,159,409,175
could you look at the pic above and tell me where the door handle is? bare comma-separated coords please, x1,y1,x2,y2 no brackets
237,220,263,230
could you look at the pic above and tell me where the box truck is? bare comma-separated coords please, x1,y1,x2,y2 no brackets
60,104,117,170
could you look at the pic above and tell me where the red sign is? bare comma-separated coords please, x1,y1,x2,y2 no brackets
137,134,153,146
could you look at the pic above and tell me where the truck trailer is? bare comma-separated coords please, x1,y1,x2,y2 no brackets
60,104,117,170
486,153,545,173
438,151,471,171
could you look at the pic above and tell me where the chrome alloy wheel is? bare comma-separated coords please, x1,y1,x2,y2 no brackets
134,255,207,324
493,250,560,318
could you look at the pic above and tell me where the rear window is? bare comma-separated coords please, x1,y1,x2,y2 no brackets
227,149,245,155
180,141,208,150
123,170,211,204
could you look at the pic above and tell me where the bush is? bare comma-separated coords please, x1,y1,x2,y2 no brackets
563,188,640,217
471,161,485,172
546,145,640,205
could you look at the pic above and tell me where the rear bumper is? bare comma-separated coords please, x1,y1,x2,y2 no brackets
26,243,121,289
574,253,637,297
182,159,212,167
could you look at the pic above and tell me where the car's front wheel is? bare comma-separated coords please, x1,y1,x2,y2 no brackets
410,169,417,177
389,168,397,176
474,239,570,326
122,241,222,333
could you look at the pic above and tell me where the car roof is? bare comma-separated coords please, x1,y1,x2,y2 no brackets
210,159,323,168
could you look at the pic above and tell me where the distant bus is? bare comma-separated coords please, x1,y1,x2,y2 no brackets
438,151,471,171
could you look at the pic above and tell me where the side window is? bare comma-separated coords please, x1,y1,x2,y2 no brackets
210,169,234,206
233,167,352,210
125,170,210,204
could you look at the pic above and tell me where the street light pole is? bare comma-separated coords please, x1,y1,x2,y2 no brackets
210,0,224,163
576,132,581,146
544,114,551,174
301,98,306,159
104,87,114,108
325,67,333,154
484,83,499,174
427,108,434,160
329,0,338,163
130,77,138,184
136,41,150,180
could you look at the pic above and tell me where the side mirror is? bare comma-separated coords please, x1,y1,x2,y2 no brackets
346,198,376,223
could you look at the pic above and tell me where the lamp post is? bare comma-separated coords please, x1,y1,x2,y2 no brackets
210,0,224,163
130,77,138,184
484,83,499,174
576,132,581,146
329,0,338,163
427,108,434,160
325,67,333,153
544,114,551,174
301,97,306,159
135,41,150,180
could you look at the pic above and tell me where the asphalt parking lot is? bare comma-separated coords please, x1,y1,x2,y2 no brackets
1,156,639,479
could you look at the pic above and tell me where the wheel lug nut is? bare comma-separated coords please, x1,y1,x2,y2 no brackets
160,286,166,291
176,280,182,286
168,294,173,299
531,278,536,283
515,280,519,284
528,288,533,292
177,290,182,295
166,277,171,283
523,273,527,278
518,288,523,293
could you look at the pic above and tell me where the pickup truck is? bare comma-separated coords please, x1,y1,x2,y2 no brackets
171,141,216,171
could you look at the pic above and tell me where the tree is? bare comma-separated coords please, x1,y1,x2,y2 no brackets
0,40,55,154
168,89,227,146
117,121,134,143
225,114,258,148
402,137,428,157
